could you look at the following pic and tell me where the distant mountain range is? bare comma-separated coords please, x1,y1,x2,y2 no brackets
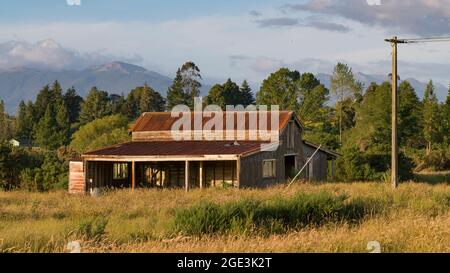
0,61,447,114
316,72,448,103
0,62,177,113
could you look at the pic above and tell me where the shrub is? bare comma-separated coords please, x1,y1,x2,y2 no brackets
335,145,414,182
70,114,131,154
422,147,450,171
172,192,379,236
77,217,109,239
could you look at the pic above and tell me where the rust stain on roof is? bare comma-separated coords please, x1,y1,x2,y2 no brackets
130,111,295,132
84,141,270,157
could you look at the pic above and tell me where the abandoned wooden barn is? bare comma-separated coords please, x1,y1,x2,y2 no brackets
68,111,340,194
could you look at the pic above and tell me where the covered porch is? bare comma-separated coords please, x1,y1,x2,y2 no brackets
83,156,241,192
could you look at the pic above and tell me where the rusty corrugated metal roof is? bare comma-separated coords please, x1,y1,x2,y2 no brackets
130,111,295,132
84,141,271,157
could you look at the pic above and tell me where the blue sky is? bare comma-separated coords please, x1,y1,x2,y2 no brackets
0,0,450,98
0,0,290,23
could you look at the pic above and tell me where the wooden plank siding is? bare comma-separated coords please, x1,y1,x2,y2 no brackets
303,144,329,181
69,161,85,194
239,121,305,187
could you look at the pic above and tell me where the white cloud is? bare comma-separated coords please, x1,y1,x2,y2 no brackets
0,39,141,70
66,0,81,6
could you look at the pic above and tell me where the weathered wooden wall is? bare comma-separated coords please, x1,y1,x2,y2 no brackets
240,121,305,187
303,145,329,181
69,161,85,194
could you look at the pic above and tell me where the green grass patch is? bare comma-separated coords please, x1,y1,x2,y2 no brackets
172,191,383,236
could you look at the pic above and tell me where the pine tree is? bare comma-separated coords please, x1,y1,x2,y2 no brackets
14,101,33,141
167,62,202,110
109,94,127,116
205,84,225,109
422,80,441,155
125,84,165,118
34,85,52,121
352,82,391,150
63,87,83,124
51,80,63,104
79,87,111,125
167,69,187,110
398,81,422,148
56,102,70,146
240,80,255,106
0,100,10,142
34,105,59,149
139,84,165,114
443,87,450,144
221,78,241,106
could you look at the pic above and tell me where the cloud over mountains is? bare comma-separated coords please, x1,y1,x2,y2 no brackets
0,39,141,71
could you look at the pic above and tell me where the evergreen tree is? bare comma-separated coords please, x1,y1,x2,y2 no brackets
79,87,111,125
398,81,422,148
444,88,450,144
180,61,202,109
14,101,34,141
56,102,70,146
63,87,83,124
206,79,255,109
240,80,255,106
422,80,441,154
34,85,52,121
167,69,187,110
109,94,127,116
0,100,11,142
125,84,165,118
222,78,241,106
51,80,63,104
352,82,391,151
206,84,226,108
167,62,202,110
34,105,60,149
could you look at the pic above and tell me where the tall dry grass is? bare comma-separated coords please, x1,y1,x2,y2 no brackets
0,181,448,253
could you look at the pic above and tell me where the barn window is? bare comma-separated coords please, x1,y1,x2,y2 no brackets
113,163,128,180
262,160,276,178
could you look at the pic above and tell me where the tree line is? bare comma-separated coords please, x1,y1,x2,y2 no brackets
0,61,449,191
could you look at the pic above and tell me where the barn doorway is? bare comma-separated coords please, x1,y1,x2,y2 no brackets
284,155,297,179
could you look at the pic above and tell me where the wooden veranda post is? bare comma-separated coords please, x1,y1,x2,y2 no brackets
199,161,204,189
131,161,136,191
236,158,241,188
185,161,190,192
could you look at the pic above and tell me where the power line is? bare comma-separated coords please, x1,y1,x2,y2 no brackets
385,37,450,44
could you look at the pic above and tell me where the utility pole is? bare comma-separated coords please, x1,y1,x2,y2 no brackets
385,36,407,189
390,37,399,189
384,35,450,189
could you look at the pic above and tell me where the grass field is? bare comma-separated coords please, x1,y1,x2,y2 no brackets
0,181,449,253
